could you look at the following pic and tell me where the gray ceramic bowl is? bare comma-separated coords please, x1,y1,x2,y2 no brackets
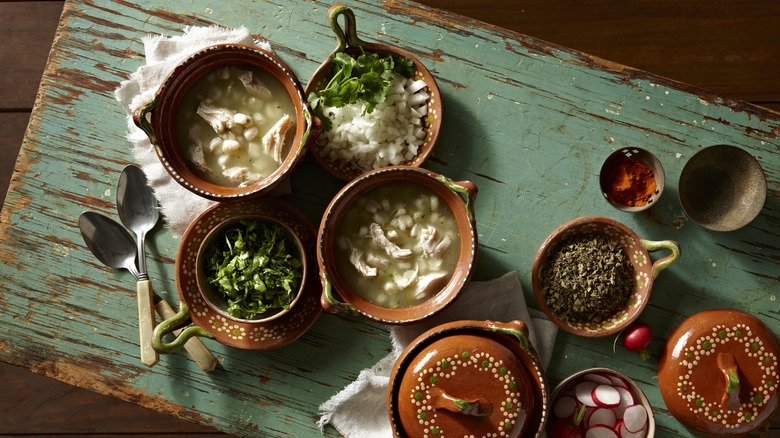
678,145,766,232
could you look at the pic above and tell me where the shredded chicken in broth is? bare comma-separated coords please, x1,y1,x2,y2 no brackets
335,183,459,308
176,65,295,187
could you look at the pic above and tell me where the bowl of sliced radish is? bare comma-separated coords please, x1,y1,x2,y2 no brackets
548,368,655,438
305,4,441,181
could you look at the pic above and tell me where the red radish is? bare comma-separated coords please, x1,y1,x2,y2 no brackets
614,386,635,418
584,424,619,438
591,384,621,408
619,420,648,438
554,394,579,419
622,323,652,354
583,373,613,385
586,407,617,429
575,381,599,407
607,374,629,389
549,419,583,438
622,404,648,433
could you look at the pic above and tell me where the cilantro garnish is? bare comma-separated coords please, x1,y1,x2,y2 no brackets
204,219,302,320
308,49,416,132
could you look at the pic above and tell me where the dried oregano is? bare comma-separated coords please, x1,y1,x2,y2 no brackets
541,233,633,323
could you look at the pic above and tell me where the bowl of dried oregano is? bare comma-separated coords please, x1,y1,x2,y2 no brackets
531,216,681,337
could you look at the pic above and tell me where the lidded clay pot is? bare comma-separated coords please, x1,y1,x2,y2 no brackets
658,309,779,436
388,320,549,437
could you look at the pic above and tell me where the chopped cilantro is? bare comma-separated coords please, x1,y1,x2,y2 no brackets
204,219,302,320
308,49,416,132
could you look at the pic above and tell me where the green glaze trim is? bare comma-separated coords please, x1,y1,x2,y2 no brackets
322,273,359,314
641,238,681,278
152,303,214,354
134,98,159,149
726,369,740,394
452,398,474,412
328,5,364,54
435,175,477,221
489,324,530,354
300,107,313,149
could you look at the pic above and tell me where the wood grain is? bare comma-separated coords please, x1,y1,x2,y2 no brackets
0,0,777,437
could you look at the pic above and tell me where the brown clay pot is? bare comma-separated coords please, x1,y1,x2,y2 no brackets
658,309,779,436
133,44,321,200
317,166,478,325
152,198,321,352
387,320,549,438
304,4,442,181
532,216,681,337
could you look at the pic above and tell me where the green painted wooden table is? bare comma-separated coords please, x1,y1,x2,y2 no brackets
1,0,777,436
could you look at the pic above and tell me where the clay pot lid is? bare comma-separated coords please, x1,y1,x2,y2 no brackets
658,309,779,436
388,320,548,438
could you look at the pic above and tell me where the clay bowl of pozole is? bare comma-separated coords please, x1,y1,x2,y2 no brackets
304,4,442,181
317,166,478,325
134,44,321,200
532,217,681,337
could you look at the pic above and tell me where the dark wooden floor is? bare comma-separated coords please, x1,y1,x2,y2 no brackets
1,1,778,436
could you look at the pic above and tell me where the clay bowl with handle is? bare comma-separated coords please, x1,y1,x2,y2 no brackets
532,216,680,337
317,166,478,325
387,320,549,438
133,43,321,201
304,4,442,181
152,197,321,352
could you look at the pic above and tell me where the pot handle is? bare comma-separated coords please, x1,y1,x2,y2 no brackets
132,98,160,147
641,239,681,279
328,4,365,54
485,320,531,355
436,175,478,221
154,299,218,372
320,273,359,314
301,107,323,150
152,302,215,355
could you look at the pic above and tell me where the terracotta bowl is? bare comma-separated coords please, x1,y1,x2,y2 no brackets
304,4,442,181
678,145,766,232
532,217,680,337
153,198,321,351
548,368,655,437
658,309,779,437
599,147,665,212
317,166,478,325
387,320,549,438
133,43,321,200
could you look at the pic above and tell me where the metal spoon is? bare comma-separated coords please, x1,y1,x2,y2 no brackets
116,165,217,372
78,211,159,367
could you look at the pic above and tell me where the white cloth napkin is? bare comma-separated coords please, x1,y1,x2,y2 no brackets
114,26,274,236
318,271,558,438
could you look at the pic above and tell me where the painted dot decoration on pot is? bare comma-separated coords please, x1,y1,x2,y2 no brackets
673,322,778,430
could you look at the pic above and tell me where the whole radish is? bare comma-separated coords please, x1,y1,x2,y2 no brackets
621,323,653,360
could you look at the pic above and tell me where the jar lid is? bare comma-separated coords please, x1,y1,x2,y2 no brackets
658,309,779,436
388,320,548,438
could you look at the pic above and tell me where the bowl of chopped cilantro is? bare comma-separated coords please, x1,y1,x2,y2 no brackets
304,4,442,181
153,198,321,351
531,217,681,337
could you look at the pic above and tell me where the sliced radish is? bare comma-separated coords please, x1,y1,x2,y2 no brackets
623,404,648,433
619,420,648,438
586,407,617,429
575,381,599,407
549,419,584,438
583,373,614,386
613,386,635,419
554,394,579,419
607,374,629,388
591,384,621,408
584,424,619,438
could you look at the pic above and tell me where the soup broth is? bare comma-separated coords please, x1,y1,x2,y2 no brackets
176,65,295,187
335,182,459,308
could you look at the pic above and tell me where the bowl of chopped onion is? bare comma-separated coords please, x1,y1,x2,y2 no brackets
152,197,322,351
134,44,321,201
317,166,478,325
304,4,442,181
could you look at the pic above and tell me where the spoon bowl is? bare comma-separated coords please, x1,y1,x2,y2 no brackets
117,165,159,277
79,211,140,279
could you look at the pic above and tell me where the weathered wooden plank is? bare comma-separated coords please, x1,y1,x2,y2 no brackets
0,0,777,437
